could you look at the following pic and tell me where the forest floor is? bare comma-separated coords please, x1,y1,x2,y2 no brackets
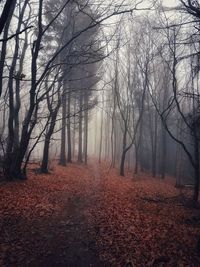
0,161,200,267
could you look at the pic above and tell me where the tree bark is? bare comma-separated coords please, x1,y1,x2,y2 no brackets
41,102,60,173
120,129,127,176
59,86,67,166
67,91,72,163
78,93,83,163
134,143,139,174
4,0,43,180
0,0,15,35
4,0,28,180
83,94,88,164
0,0,16,97
193,135,199,203
72,98,76,158
120,150,126,176
99,104,103,163
160,120,166,178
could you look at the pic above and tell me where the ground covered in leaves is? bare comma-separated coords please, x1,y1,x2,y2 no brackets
0,162,200,266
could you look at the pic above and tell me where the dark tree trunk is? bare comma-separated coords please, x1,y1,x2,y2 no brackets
67,91,72,163
160,124,167,179
59,87,67,166
4,0,27,179
111,54,118,168
41,137,51,173
78,93,83,163
120,130,127,176
5,127,33,180
104,114,110,160
134,144,139,174
83,95,88,164
111,110,116,168
41,105,60,173
0,0,15,35
151,111,158,178
14,26,28,150
6,1,28,161
72,98,76,158
94,112,98,157
0,0,17,111
193,165,200,203
193,136,199,203
4,1,43,180
0,0,16,97
134,118,143,175
152,149,157,177
175,143,182,187
13,78,20,149
99,105,103,163
120,150,126,176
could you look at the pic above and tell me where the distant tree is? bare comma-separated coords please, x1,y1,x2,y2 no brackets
1,0,149,179
149,6,200,202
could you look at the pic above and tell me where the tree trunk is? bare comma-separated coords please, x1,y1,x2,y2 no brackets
175,143,182,188
0,0,16,97
152,111,158,177
72,98,76,158
5,130,32,180
193,165,200,203
134,144,139,174
111,109,116,168
120,150,126,176
2,1,21,179
0,0,16,35
41,106,60,173
94,111,98,157
41,136,51,173
4,0,46,179
104,114,110,160
14,27,28,150
59,86,67,166
78,93,83,163
83,95,88,164
110,42,118,167
67,91,72,163
160,124,167,179
134,119,143,174
193,136,199,203
99,111,103,163
120,130,127,176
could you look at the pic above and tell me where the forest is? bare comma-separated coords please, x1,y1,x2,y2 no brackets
1,0,200,266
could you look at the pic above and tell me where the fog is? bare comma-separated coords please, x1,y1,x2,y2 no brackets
2,1,200,266
0,0,200,201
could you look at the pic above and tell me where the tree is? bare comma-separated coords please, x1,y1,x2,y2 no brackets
1,0,150,180
41,78,62,173
0,0,16,36
147,4,200,202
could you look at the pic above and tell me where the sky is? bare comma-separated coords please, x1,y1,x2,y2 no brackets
162,0,179,7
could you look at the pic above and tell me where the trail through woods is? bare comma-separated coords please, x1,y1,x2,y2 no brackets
0,162,200,266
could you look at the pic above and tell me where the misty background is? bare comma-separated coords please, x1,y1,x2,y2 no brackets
0,0,200,202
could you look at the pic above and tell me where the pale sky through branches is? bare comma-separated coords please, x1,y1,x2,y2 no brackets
162,0,179,7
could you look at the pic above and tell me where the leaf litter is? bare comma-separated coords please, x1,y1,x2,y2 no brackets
0,162,199,266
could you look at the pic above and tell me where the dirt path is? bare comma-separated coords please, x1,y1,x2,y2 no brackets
0,163,104,267
2,162,199,266
32,163,104,267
